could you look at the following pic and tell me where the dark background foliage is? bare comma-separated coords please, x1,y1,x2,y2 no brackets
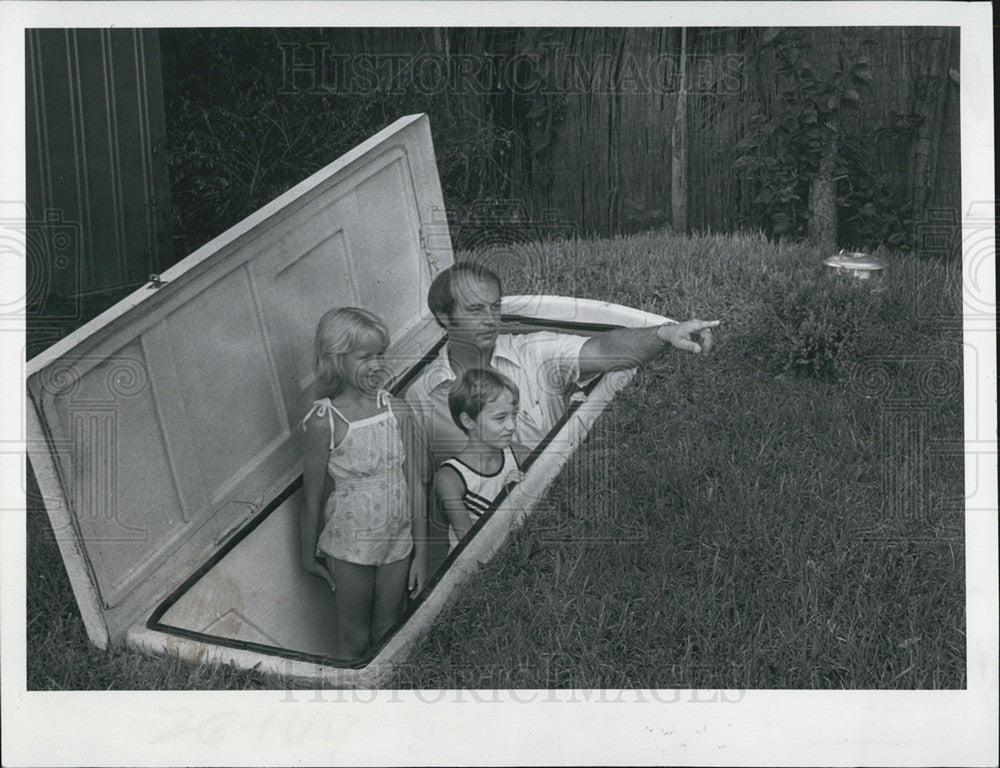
161,27,960,260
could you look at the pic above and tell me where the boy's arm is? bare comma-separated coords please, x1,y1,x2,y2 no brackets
300,414,332,577
434,466,475,542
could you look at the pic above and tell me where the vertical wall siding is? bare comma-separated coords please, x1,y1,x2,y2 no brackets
26,29,172,299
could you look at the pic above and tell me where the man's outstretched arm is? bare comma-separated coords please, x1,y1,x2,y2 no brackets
578,319,720,376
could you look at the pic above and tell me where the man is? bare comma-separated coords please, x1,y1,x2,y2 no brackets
405,261,719,570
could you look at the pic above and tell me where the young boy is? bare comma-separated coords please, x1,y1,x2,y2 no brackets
434,368,531,548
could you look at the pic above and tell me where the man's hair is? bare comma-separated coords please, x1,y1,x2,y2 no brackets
427,262,502,329
448,367,519,432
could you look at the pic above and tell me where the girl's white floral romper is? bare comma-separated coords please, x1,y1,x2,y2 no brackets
304,393,412,566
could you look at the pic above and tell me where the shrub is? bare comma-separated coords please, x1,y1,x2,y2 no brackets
757,268,885,381
161,29,524,258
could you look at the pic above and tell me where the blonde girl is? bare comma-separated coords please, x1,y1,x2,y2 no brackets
300,307,426,660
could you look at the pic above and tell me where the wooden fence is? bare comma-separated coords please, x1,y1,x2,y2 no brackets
518,27,960,245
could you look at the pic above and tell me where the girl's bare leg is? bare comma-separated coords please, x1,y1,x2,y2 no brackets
371,557,409,644
330,557,375,660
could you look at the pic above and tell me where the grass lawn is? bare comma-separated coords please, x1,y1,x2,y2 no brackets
25,230,965,689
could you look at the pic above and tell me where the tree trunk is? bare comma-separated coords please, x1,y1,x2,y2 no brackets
670,27,688,232
808,126,838,252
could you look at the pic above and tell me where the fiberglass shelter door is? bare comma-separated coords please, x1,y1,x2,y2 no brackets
26,115,450,661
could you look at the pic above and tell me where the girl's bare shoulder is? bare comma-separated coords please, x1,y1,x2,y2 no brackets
302,404,330,431
302,401,348,446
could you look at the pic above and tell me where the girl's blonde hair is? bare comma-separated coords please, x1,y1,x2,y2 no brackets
314,307,390,399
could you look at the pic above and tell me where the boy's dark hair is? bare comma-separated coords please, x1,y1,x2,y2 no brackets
448,368,520,432
427,262,502,329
